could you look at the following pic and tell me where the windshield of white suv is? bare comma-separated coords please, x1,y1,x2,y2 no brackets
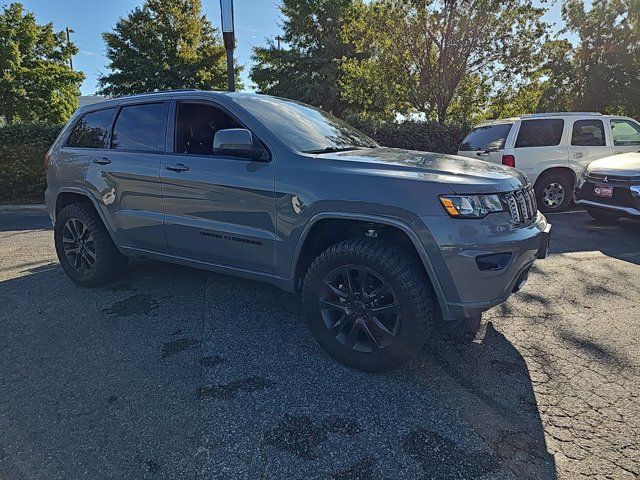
459,123,513,151
232,95,378,153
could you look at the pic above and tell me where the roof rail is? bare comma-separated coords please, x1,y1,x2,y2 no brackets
521,112,602,118
113,89,203,98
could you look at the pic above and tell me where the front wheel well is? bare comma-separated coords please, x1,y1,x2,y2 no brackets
293,218,426,292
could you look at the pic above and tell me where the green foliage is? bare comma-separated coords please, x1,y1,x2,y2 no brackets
560,0,640,116
0,123,61,202
351,118,469,154
251,0,638,123
490,1,640,118
0,3,83,124
98,0,240,96
250,0,358,116
340,0,548,124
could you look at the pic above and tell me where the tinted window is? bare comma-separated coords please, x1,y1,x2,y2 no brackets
515,119,564,148
459,124,512,151
111,103,165,151
232,95,377,152
66,109,114,148
571,119,605,146
175,102,242,155
611,120,640,146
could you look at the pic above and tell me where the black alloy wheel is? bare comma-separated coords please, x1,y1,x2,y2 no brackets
319,264,400,352
302,238,436,372
62,218,97,274
54,203,128,287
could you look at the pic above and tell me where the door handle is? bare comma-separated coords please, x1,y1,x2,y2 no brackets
93,157,111,165
165,163,189,172
573,152,584,159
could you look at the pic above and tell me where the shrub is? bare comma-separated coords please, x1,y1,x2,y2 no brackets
0,123,62,203
352,119,470,154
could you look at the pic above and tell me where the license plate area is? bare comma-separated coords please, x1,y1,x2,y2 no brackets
593,184,613,198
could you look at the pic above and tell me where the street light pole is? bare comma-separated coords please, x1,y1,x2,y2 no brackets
65,27,75,70
219,0,236,92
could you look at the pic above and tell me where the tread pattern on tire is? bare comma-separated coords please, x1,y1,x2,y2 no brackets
302,238,437,371
55,203,128,287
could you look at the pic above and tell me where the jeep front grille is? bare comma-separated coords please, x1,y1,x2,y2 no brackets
501,187,537,225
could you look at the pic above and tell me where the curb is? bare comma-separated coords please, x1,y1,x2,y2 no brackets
0,203,47,213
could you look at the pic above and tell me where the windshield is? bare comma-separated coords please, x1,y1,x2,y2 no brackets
459,123,512,151
231,95,377,153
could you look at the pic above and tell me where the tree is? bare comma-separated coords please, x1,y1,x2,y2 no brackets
487,39,575,118
250,0,358,116
98,0,240,96
0,3,83,124
341,0,549,123
560,0,640,116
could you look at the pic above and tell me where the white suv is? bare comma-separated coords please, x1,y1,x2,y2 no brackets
457,113,640,212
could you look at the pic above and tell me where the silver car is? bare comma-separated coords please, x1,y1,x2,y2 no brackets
45,91,551,371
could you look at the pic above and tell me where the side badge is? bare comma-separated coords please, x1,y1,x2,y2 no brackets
292,195,305,214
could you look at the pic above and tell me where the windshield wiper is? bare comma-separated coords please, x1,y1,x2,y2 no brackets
302,146,366,154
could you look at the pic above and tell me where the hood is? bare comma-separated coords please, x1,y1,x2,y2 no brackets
587,152,640,178
318,147,529,194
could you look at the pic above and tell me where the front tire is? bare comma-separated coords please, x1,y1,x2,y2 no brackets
587,207,621,223
535,172,572,213
54,203,128,287
302,239,436,372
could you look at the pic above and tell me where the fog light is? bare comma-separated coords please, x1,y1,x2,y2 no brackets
476,252,512,271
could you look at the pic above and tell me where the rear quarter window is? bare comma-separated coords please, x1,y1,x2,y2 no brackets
515,119,564,148
459,124,512,151
66,108,115,148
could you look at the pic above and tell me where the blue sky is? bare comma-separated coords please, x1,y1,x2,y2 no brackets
17,0,571,96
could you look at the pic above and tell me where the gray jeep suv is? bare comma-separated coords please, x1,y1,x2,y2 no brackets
45,90,551,371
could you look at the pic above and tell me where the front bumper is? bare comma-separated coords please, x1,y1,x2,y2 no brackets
415,212,550,321
575,179,640,217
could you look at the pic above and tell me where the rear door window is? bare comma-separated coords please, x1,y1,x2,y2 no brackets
459,124,512,151
611,119,640,146
111,102,165,151
571,119,606,146
515,119,564,148
66,108,115,148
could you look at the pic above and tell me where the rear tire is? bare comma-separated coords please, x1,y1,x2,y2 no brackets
302,238,436,372
54,203,128,287
535,172,572,213
587,207,621,223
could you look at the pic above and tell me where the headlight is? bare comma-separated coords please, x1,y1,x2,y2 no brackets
439,194,503,218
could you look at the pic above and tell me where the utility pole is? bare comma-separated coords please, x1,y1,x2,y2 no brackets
66,27,75,70
275,35,283,90
219,0,236,92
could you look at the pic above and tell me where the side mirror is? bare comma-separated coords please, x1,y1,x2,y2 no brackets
213,128,265,160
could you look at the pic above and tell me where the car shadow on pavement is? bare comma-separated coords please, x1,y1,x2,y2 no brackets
0,260,557,480
547,212,640,266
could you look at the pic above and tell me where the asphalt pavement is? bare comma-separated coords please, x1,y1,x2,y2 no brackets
1,205,638,479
